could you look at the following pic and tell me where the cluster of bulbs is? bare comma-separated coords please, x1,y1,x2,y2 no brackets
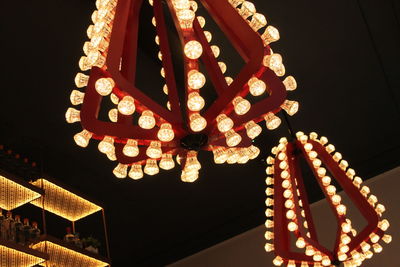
66,0,299,182
264,132,391,267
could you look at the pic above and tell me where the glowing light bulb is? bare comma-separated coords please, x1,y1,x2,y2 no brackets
107,108,118,122
159,154,175,170
75,73,89,88
93,20,112,35
264,231,274,240
157,123,174,142
264,243,274,252
296,237,306,248
110,93,119,104
216,114,234,133
95,78,115,96
74,130,93,147
237,148,250,164
281,100,299,116
218,62,227,73
128,164,143,180
98,136,115,154
138,110,156,129
287,260,296,267
226,148,239,164
248,145,260,159
189,113,207,132
239,1,256,19
245,121,262,139
272,256,283,266
86,50,106,68
225,129,242,147
123,139,139,157
144,159,159,175
188,70,206,89
172,0,190,10
382,234,392,244
300,262,309,267
321,257,331,266
146,141,162,159
65,108,80,123
287,222,298,231
211,45,220,57
341,234,351,245
87,25,94,39
185,151,201,171
225,77,233,85
326,185,336,195
265,219,274,228
90,35,109,51
233,96,251,115
212,147,228,164
286,210,295,220
187,92,205,111
372,243,382,253
113,163,128,178
248,77,266,96
181,169,199,183
331,194,341,205
283,76,297,91
190,1,198,11
261,25,280,45
305,245,315,256
313,252,322,262
184,40,203,59
264,112,281,130
118,96,136,115
263,53,283,72
70,90,85,105
197,16,205,27
249,13,267,31
378,219,390,231
204,31,212,42
177,9,195,29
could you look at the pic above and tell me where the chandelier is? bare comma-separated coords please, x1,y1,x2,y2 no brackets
265,132,391,267
66,0,297,181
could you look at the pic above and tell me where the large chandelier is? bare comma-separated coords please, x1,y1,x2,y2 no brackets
66,0,297,181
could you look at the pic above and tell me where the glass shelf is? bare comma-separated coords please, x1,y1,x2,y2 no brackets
32,235,110,267
0,238,48,267
30,179,102,221
0,170,43,211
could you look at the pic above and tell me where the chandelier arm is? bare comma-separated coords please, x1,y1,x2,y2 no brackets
153,0,184,124
305,140,383,253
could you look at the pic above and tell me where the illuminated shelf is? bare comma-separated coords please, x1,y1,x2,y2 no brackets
0,170,43,211
32,235,110,267
0,238,48,267
30,179,102,221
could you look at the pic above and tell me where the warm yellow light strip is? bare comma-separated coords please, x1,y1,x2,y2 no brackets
0,244,46,267
32,241,109,267
0,175,42,211
30,179,102,221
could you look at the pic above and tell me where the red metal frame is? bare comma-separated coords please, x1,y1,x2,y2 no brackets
80,0,287,166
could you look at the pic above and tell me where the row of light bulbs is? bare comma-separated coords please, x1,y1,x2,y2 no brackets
264,132,391,267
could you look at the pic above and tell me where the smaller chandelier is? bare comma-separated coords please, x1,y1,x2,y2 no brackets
265,132,392,267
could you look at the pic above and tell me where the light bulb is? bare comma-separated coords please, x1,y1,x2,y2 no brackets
213,147,228,164
272,256,283,266
108,108,118,122
90,35,109,51
372,243,382,253
197,16,206,27
185,151,201,171
321,257,331,267
190,1,198,11
378,219,390,231
113,163,128,178
248,77,266,96
245,121,262,139
163,84,168,94
326,185,336,195
129,164,143,180
144,159,159,175
95,78,115,96
239,1,256,19
286,210,295,220
265,208,273,217
261,25,280,45
225,77,233,85
341,234,351,245
146,141,162,159
152,17,156,26
218,62,227,73
98,136,115,154
118,96,136,115
159,154,175,170
339,160,349,170
226,148,239,164
281,100,299,116
106,149,117,161
225,129,242,147
287,260,296,267
331,194,341,205
296,237,306,248
313,252,322,262
184,40,203,59
248,145,260,159
187,92,205,111
216,114,234,133
204,31,212,42
189,113,207,132
86,50,106,68
249,13,267,31
138,110,156,129
265,219,274,228
65,108,80,123
211,45,220,57
75,73,89,88
177,9,195,29
181,169,199,183
336,204,347,215
160,68,165,78
228,0,244,8
188,70,206,89
283,76,297,91
382,234,392,244
110,93,119,104
300,263,309,267
70,90,85,105
369,233,380,243
264,231,274,240
237,148,250,164
263,53,283,72
78,57,91,71
93,20,112,35
233,96,251,115
87,25,94,39
264,243,274,252
172,0,190,10
287,222,298,232
305,245,315,256
264,112,281,130
157,123,174,142
73,130,93,147
123,139,139,157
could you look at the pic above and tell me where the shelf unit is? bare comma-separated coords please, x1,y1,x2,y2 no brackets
0,170,111,266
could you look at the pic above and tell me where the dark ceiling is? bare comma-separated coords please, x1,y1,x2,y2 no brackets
1,0,400,266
